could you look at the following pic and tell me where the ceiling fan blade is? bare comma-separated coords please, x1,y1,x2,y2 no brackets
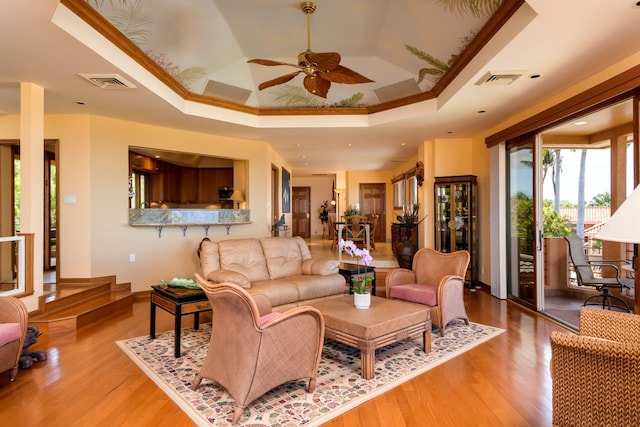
305,51,341,71
247,58,302,69
319,65,374,84
303,74,331,98
257,71,302,91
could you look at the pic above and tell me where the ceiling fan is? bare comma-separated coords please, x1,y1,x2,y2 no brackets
247,1,373,99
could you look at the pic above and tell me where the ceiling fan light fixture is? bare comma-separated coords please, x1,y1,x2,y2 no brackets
247,1,373,98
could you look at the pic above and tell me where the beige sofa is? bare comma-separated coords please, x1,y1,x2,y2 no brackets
198,236,346,310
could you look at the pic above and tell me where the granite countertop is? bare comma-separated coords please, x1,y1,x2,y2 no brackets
129,208,250,226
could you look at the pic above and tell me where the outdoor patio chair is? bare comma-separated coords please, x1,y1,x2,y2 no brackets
564,235,633,312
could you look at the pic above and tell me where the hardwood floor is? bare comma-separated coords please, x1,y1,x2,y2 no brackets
0,284,570,426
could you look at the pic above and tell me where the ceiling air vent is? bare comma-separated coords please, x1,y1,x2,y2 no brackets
475,71,525,86
79,73,137,89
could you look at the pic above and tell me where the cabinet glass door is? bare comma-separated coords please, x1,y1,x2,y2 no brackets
452,183,470,252
435,184,452,252
436,183,470,252
435,176,478,286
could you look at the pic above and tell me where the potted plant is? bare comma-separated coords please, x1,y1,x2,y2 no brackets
339,239,373,309
344,205,361,217
318,200,329,223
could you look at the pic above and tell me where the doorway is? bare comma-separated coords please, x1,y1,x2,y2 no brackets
359,183,386,242
271,164,279,234
292,186,311,238
1,140,58,287
43,144,57,273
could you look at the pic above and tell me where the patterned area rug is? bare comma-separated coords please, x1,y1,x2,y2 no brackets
117,321,504,426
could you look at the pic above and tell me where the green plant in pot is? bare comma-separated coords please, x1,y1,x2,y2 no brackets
344,205,361,217
318,200,329,223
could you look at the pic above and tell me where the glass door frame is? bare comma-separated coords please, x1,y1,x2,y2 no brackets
505,135,544,310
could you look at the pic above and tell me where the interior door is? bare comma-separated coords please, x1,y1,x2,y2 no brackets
292,186,310,238
359,183,386,242
271,165,279,234
506,136,541,309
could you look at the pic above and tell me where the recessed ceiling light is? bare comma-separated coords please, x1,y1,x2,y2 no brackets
75,101,86,105
478,110,486,114
447,131,453,134
634,1,640,8
529,74,541,79
574,121,588,126
401,143,406,146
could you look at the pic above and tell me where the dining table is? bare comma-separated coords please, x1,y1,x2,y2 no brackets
334,221,372,261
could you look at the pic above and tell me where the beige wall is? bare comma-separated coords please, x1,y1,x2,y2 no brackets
1,113,290,302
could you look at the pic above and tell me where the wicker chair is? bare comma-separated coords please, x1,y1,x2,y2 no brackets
550,308,640,426
0,297,28,381
192,274,325,425
387,248,470,336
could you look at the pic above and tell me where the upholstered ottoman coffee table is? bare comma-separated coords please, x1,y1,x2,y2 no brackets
308,295,431,379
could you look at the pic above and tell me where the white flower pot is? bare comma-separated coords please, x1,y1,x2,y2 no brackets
354,292,371,309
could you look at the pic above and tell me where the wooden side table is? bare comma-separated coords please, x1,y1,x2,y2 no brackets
150,284,211,357
339,263,376,296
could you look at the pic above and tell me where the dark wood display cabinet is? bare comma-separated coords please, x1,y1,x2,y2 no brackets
434,175,478,287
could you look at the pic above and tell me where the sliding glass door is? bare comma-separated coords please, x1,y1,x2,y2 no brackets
506,137,541,308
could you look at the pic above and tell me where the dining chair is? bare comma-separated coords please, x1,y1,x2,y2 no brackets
344,218,366,248
328,213,340,251
366,214,380,251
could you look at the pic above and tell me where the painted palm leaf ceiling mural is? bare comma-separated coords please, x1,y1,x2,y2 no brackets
82,0,504,109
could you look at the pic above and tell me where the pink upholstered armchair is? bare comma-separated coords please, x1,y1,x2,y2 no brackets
192,273,325,425
0,297,28,381
387,248,470,336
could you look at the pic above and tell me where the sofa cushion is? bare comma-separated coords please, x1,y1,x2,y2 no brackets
302,258,339,276
293,236,313,260
198,239,220,278
0,323,22,347
290,274,346,301
389,284,438,306
218,239,270,282
260,237,303,279
207,269,251,289
251,278,301,308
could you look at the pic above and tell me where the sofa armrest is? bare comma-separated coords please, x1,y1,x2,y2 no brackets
302,258,339,276
207,269,251,289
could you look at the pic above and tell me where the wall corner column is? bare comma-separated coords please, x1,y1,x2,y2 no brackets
19,82,45,311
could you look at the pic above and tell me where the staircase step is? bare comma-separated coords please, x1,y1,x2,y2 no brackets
31,286,134,334
40,282,112,313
